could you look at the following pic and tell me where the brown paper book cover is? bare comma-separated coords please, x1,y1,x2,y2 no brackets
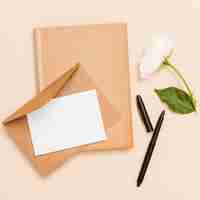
34,23,133,157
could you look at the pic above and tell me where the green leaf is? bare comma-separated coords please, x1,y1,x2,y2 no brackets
155,87,196,114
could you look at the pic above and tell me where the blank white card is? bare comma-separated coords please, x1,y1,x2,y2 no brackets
27,90,107,156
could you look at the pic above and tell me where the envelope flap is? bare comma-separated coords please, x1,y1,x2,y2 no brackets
3,63,79,124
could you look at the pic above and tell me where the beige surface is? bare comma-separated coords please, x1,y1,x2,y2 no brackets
0,0,200,199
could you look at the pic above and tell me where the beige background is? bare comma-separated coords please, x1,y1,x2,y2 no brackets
0,0,200,199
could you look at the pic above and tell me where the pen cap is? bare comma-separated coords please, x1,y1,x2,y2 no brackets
136,95,154,132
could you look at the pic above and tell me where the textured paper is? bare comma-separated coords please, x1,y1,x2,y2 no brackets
27,90,106,156
34,23,133,154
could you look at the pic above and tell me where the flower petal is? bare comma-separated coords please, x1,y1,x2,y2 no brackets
139,35,174,80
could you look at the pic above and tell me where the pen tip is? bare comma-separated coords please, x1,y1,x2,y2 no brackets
161,110,165,116
137,180,141,187
136,95,141,100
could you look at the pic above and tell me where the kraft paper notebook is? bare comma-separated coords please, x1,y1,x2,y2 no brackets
3,23,133,176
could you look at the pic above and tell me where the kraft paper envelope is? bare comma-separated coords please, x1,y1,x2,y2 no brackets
3,64,120,176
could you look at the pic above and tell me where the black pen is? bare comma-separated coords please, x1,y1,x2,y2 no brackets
137,110,165,187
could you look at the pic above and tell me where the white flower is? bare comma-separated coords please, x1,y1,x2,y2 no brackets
139,35,174,79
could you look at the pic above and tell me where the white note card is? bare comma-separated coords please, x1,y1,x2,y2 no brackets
27,90,107,156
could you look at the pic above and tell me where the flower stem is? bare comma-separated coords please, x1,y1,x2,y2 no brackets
163,58,196,107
